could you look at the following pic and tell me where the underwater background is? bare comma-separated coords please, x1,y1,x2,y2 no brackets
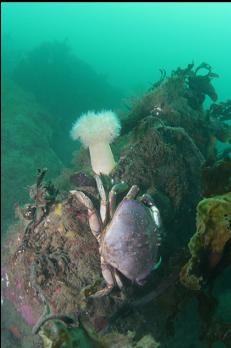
1,2,231,348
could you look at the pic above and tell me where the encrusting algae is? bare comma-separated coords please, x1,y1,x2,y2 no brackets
180,192,231,290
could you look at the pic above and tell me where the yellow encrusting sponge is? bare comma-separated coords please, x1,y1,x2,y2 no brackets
70,110,121,175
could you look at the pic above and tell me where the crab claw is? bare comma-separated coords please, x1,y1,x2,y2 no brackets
153,256,162,270
89,285,114,298
69,190,76,194
70,190,102,241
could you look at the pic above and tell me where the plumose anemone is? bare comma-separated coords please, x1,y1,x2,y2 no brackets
70,110,121,175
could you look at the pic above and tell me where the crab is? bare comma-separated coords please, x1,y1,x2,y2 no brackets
70,175,162,298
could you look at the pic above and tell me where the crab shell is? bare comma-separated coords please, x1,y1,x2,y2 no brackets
101,199,159,284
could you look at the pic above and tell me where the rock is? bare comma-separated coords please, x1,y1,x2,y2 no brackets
1,79,63,236
180,192,231,290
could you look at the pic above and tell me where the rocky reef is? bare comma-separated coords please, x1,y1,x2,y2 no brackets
180,192,231,291
2,63,231,348
1,79,64,237
120,63,230,160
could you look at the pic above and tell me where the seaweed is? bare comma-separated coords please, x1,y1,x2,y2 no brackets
201,158,231,197
14,169,58,256
207,100,231,122
180,193,231,291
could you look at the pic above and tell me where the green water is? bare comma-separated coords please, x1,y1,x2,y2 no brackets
2,2,231,98
1,3,231,348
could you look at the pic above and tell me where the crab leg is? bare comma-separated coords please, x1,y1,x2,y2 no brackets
94,175,108,225
140,193,162,269
149,204,162,247
140,194,162,229
124,185,140,200
114,270,124,290
108,182,129,218
70,190,102,242
90,256,115,298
